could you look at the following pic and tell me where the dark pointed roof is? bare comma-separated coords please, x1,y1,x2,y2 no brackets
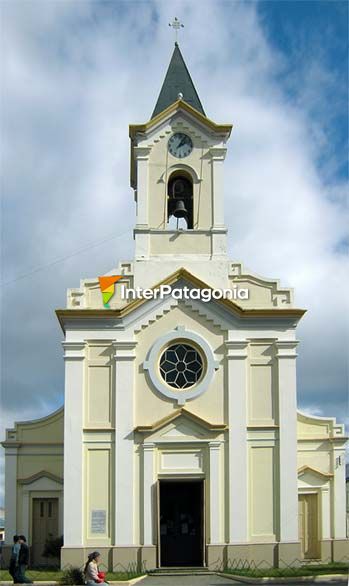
151,43,205,119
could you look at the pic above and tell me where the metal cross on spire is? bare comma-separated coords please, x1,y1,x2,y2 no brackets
169,17,184,43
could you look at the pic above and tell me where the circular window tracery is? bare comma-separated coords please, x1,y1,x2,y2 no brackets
159,343,203,389
143,327,220,405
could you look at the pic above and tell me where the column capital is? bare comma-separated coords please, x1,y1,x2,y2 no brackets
62,341,86,360
134,146,152,160
2,444,20,452
209,147,227,161
208,441,221,450
143,442,156,451
275,340,299,358
113,340,137,360
225,340,249,359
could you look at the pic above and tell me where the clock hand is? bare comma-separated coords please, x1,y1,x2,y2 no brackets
178,137,187,148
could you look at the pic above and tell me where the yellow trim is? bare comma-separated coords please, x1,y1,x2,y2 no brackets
298,465,333,478
56,268,306,332
18,471,63,485
129,99,233,138
297,436,348,442
134,407,227,433
247,425,279,429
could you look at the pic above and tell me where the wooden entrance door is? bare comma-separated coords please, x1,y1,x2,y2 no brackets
298,494,320,559
32,498,59,566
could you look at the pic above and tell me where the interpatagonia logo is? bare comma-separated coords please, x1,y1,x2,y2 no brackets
98,275,249,308
98,276,124,308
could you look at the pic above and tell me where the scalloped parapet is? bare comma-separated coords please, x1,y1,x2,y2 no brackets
2,406,64,446
297,410,346,440
66,259,298,311
67,261,134,309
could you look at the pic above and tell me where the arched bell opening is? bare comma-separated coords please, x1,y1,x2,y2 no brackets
167,171,193,229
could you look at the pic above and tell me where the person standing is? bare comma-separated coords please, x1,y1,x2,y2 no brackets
17,536,33,584
8,535,20,583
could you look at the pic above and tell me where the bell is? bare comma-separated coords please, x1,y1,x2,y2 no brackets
172,199,188,218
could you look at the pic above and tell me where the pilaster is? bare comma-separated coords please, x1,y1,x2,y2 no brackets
4,445,18,541
113,340,137,546
209,147,227,228
209,441,222,543
275,341,299,542
226,340,249,542
332,447,347,538
134,146,151,227
62,341,86,546
142,442,155,546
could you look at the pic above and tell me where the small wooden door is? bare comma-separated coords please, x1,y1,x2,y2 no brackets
32,498,59,566
298,494,320,559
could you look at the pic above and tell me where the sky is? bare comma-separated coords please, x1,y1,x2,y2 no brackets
0,0,348,506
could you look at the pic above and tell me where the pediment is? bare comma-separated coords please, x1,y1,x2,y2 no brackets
135,408,226,443
156,420,207,442
18,470,63,487
130,100,232,143
298,465,332,478
57,267,305,334
298,466,333,487
131,291,231,334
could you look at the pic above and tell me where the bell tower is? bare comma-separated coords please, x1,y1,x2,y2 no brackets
129,42,232,286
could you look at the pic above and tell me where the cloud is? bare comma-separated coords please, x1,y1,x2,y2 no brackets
0,0,347,506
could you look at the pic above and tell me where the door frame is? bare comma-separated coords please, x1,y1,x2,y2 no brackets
157,477,206,568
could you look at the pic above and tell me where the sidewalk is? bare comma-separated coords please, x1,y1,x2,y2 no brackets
218,573,348,584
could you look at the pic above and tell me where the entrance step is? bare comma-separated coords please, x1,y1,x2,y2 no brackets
148,567,214,576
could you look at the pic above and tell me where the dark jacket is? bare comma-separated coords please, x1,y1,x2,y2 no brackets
18,543,29,566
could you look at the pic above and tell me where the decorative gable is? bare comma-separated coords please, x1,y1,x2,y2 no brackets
298,465,333,488
135,408,226,443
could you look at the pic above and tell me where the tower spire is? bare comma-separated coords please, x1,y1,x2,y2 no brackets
151,43,206,119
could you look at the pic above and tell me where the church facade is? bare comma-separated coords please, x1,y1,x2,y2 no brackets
2,43,348,570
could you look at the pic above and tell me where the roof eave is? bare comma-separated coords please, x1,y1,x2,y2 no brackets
129,99,233,139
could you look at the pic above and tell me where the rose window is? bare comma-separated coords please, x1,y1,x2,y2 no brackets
159,343,203,389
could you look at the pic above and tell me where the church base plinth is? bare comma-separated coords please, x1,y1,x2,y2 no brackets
206,544,226,571
332,539,349,562
140,546,157,571
226,543,276,568
61,546,87,569
60,540,348,571
277,542,302,567
61,545,155,572
112,547,140,572
320,539,332,562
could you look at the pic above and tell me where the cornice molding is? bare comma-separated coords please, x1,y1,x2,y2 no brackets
62,341,86,360
113,340,137,360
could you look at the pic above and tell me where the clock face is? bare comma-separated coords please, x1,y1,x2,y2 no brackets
168,133,193,158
